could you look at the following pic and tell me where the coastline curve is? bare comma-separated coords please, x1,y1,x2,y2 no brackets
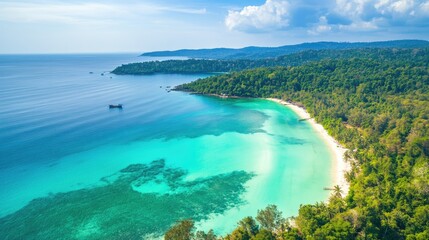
266,98,350,196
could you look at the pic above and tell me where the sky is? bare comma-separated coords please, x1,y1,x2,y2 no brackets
0,0,428,53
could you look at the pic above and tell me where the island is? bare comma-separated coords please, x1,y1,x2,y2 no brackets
167,47,429,239
112,44,429,239
141,40,429,59
112,42,429,75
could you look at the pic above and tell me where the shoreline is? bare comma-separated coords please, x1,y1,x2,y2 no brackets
266,98,350,196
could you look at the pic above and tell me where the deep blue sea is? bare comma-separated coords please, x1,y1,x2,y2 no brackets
0,54,333,239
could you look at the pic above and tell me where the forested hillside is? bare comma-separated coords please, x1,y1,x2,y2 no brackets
141,40,429,59
172,48,429,239
112,48,427,75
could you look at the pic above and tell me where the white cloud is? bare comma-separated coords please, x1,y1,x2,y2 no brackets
0,2,124,24
372,0,416,14
335,0,429,30
335,0,368,17
338,21,379,31
226,0,429,34
160,7,207,15
225,0,290,32
415,1,429,17
336,0,427,21
308,16,332,35
0,1,207,25
421,1,429,11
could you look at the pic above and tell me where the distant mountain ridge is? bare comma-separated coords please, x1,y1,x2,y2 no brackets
113,48,429,75
141,40,429,59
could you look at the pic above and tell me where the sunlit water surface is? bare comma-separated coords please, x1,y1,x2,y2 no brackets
0,54,333,239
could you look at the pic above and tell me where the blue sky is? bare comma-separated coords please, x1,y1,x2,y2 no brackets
0,0,428,53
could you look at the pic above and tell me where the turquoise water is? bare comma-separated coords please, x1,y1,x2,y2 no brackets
0,54,333,238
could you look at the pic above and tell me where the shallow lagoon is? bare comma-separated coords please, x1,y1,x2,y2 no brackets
0,54,333,238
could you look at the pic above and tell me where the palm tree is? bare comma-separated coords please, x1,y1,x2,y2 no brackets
333,185,343,198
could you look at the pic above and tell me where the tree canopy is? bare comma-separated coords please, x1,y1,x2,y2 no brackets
167,47,429,239
112,48,429,75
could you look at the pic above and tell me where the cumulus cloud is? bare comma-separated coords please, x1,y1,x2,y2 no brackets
308,16,332,35
226,0,429,34
225,0,290,32
334,0,429,27
376,0,414,14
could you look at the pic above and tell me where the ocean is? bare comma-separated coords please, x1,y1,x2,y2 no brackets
0,53,333,239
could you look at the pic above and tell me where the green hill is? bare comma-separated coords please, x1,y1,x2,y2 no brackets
113,47,428,75
174,48,429,239
141,40,429,59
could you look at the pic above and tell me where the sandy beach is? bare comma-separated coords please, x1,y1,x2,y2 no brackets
266,98,350,196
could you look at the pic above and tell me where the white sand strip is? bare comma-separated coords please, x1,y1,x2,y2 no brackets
266,98,350,196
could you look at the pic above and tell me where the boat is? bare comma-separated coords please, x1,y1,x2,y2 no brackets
109,104,123,109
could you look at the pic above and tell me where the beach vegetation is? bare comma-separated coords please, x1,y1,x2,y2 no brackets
166,47,429,239
256,204,284,233
164,219,195,240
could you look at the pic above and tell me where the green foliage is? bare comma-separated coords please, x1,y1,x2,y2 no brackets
223,209,296,240
238,216,260,239
141,40,429,59
313,217,355,240
165,220,218,240
280,227,303,240
164,219,195,240
252,229,275,240
112,48,429,75
112,58,254,75
195,229,217,240
256,204,285,232
174,48,429,239
295,203,331,238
